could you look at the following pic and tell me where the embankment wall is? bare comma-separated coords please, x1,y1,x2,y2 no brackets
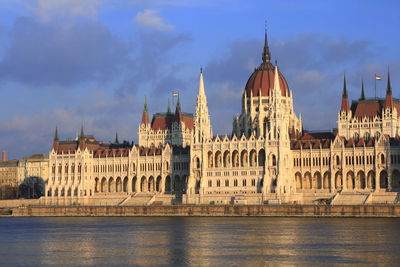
8,204,400,217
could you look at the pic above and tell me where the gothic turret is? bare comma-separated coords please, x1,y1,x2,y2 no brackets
194,69,212,143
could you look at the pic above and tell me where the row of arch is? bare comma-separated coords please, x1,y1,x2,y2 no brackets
202,149,268,168
46,187,90,197
94,175,187,194
295,170,400,190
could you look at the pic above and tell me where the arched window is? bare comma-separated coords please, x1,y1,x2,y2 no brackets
208,180,212,187
336,155,340,165
263,118,267,137
381,154,385,164
225,179,229,187
365,132,370,141
375,131,381,139
354,132,359,141
216,180,221,187
234,179,238,186
272,154,277,166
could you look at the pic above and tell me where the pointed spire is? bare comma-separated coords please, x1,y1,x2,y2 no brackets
167,98,171,114
141,96,149,124
340,75,350,111
143,95,148,113
115,132,119,144
342,75,348,98
54,126,59,141
360,79,365,100
273,65,281,96
79,124,84,140
387,71,392,95
384,71,393,109
176,94,181,112
198,68,205,96
262,22,271,64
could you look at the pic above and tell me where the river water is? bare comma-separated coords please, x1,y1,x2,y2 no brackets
0,217,399,266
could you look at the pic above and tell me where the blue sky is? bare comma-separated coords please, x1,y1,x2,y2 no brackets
0,0,399,159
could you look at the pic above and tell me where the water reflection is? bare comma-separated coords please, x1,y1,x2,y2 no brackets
0,217,399,266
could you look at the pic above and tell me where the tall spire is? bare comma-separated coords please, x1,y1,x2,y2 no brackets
176,94,181,112
141,96,149,124
79,124,84,140
340,75,350,111
167,98,171,114
273,65,281,97
198,68,205,96
54,126,59,141
53,126,59,150
342,75,348,98
262,22,271,64
143,95,148,113
386,71,392,95
384,71,393,109
360,79,365,100
115,132,119,144
194,70,212,142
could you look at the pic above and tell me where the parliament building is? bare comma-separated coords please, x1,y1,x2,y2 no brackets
44,31,400,205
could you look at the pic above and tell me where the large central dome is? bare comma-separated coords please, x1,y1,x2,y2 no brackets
244,32,290,97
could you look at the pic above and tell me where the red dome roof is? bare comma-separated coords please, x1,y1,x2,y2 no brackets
245,63,290,97
244,29,290,97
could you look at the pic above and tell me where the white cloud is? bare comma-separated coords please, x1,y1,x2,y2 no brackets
34,0,102,20
134,9,174,31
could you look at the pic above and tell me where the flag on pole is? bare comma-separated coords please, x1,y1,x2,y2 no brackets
172,92,179,97
375,75,382,80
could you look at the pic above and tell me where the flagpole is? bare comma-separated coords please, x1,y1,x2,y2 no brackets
375,73,377,99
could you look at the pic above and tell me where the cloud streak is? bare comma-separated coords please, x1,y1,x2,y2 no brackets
134,9,174,31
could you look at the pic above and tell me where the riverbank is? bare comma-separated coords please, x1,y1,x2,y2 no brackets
3,204,400,217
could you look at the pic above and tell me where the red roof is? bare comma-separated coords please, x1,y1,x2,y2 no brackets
340,96,350,112
245,63,290,97
151,112,194,131
352,99,400,119
54,136,132,156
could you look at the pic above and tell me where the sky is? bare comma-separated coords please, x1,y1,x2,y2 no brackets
0,0,399,159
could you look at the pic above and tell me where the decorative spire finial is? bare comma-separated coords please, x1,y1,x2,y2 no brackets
360,79,365,100
387,71,392,95
115,132,119,144
262,21,271,64
167,98,171,113
79,124,84,140
143,95,148,113
342,74,348,98
54,126,59,141
176,94,181,112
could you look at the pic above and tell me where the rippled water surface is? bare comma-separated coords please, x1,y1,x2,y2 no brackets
1,217,400,266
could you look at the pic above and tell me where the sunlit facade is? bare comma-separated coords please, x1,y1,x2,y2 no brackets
44,31,400,205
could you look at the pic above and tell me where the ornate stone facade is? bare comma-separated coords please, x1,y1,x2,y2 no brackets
44,31,400,205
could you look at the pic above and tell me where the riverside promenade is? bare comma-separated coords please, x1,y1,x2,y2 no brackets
3,204,400,217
